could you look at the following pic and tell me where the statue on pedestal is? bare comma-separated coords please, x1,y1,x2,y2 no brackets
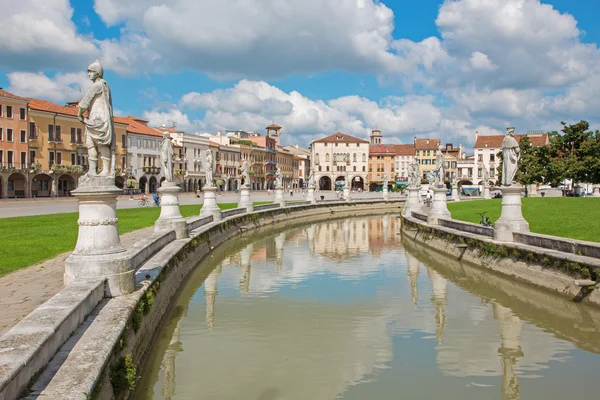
435,148,445,185
482,164,490,186
308,168,314,186
408,159,420,187
160,132,174,182
240,159,250,187
275,167,283,188
383,171,388,184
78,60,115,178
451,171,457,188
205,150,214,187
502,127,520,186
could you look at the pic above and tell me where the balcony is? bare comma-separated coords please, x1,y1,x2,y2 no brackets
142,166,162,174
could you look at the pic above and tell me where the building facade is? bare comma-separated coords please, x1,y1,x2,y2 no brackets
124,117,165,194
311,132,369,191
414,138,441,181
368,144,396,191
248,133,277,189
170,132,211,192
394,144,416,184
0,89,30,198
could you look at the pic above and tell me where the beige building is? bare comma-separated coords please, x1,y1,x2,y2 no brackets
311,132,369,191
414,138,441,181
283,144,310,189
0,89,30,198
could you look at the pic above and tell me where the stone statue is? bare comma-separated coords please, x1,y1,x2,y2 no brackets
205,150,214,187
308,168,314,186
408,158,420,186
78,60,115,178
482,164,490,186
451,171,457,187
240,159,250,187
501,127,520,186
160,132,174,182
275,167,283,188
383,171,388,183
435,148,445,184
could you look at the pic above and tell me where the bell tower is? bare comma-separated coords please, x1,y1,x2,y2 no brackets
266,123,282,146
370,129,382,145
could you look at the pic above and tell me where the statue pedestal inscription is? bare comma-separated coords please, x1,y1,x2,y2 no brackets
450,187,461,202
155,181,187,239
200,186,221,221
237,185,253,212
403,185,422,217
274,186,285,207
64,177,134,297
306,185,316,204
493,185,529,242
482,185,491,199
427,185,451,225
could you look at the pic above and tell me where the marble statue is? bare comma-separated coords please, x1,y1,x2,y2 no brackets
205,150,214,187
502,127,520,186
427,171,434,185
408,159,420,186
240,159,250,187
78,60,115,177
435,149,445,184
275,167,283,188
308,168,314,186
160,132,174,182
482,164,490,185
383,171,388,183
451,171,457,187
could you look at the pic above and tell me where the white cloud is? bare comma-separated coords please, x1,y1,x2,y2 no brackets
0,0,98,70
142,107,192,131
468,52,497,71
6,72,90,103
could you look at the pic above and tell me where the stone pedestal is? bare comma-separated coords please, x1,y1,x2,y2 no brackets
237,185,253,212
306,185,316,204
382,185,390,200
343,186,351,202
593,186,600,197
482,185,491,199
493,185,529,242
403,185,422,217
200,186,222,221
64,176,133,297
155,181,187,239
427,185,451,225
274,186,285,207
450,187,460,201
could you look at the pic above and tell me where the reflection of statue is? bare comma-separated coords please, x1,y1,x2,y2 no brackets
240,160,250,187
275,167,283,188
435,148,445,185
493,303,524,400
428,267,447,345
160,132,174,182
205,150,214,187
482,165,490,186
502,127,520,186
78,60,115,178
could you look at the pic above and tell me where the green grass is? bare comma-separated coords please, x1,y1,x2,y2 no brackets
0,202,271,277
448,197,600,243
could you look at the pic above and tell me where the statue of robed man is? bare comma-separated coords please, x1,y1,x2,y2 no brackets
160,132,174,182
501,127,520,186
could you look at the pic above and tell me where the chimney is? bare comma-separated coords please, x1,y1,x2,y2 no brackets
475,130,479,140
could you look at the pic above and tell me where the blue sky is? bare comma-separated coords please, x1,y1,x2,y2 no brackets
1,0,600,147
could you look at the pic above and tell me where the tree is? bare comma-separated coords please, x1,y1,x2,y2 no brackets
515,136,549,186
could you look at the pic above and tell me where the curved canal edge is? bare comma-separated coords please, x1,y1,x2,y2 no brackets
7,200,401,400
400,213,600,310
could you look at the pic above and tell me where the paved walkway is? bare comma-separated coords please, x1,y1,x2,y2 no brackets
0,226,155,336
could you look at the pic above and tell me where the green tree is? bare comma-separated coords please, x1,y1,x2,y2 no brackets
549,121,596,187
515,136,549,186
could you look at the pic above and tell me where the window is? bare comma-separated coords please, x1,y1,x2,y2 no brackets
7,151,13,167
20,152,26,168
0,150,2,165
55,125,61,140
353,166,356,172
325,153,329,162
0,105,2,117
335,143,338,147
48,124,55,141
20,130,26,143
477,154,483,162
353,153,356,162
71,128,76,143
57,152,62,164
363,166,366,172
7,129,13,141
319,166,322,171
0,127,3,140
128,137,132,148
122,135,126,148
71,153,76,165
326,166,330,172
137,138,141,147
490,154,495,162
6,106,12,118
29,122,36,139
346,143,349,147
20,108,26,120
77,128,82,143
49,151,55,166
30,150,36,163
362,153,366,162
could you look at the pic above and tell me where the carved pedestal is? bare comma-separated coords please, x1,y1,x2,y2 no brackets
493,185,529,242
274,186,285,207
155,181,187,239
306,185,316,204
237,185,253,212
403,185,422,217
64,176,134,297
200,186,222,221
451,187,461,201
593,186,600,197
482,185,491,199
343,186,351,202
427,185,451,225
382,186,390,200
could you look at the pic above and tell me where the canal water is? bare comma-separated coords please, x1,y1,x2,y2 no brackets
134,214,600,400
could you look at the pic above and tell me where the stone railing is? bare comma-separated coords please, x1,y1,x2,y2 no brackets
438,218,494,237
187,215,214,232
253,203,281,212
514,232,600,259
221,207,248,219
411,211,428,222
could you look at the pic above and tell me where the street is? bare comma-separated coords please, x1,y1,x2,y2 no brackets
0,190,404,218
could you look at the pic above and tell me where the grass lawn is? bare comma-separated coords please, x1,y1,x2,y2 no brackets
0,202,271,277
447,197,600,243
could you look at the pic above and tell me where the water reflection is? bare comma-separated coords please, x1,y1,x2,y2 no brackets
135,215,600,400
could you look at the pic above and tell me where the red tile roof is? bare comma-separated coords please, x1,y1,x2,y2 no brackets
122,116,163,137
314,132,369,144
27,98,129,126
475,133,549,148
0,89,28,102
369,144,397,155
267,123,282,129
414,138,441,150
393,144,415,156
